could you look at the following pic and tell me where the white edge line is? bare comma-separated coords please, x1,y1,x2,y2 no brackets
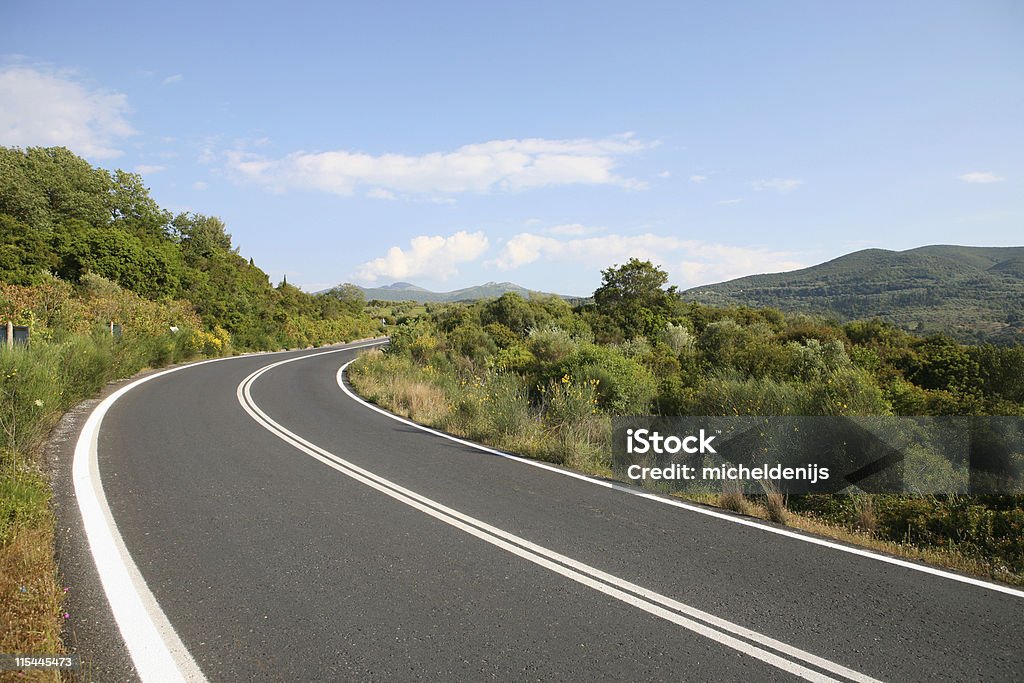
71,339,386,682
239,356,871,683
336,358,1024,600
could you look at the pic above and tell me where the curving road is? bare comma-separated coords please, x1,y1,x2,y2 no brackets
55,340,1024,681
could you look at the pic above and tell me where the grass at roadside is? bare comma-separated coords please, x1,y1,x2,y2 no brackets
348,347,612,476
0,508,63,682
349,347,1024,588
0,331,218,679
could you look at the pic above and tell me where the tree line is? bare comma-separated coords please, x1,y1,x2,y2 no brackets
0,146,375,349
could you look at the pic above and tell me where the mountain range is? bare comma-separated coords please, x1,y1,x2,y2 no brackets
682,245,1024,343
338,245,1024,343
353,281,573,303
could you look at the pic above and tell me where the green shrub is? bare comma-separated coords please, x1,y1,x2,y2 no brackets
810,367,891,415
685,374,811,416
448,323,497,366
526,325,580,366
663,322,695,355
560,343,656,414
483,373,538,445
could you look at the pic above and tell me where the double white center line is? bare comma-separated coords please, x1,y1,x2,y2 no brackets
237,348,882,683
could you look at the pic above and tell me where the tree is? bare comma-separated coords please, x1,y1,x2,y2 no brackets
593,258,677,339
0,214,52,284
110,170,171,238
318,283,365,318
479,293,537,335
0,146,113,228
171,212,234,261
905,335,981,394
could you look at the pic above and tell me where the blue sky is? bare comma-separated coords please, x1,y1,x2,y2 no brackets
1,1,1021,296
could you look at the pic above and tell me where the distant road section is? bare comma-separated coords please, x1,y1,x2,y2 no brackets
63,340,1024,681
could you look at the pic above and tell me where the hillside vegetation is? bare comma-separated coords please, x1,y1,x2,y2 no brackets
0,145,379,670
683,246,1024,344
1,146,379,349
351,259,1024,584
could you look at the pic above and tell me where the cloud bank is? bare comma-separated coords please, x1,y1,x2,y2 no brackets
354,231,489,283
0,65,136,158
490,232,805,288
226,133,654,198
957,172,1004,184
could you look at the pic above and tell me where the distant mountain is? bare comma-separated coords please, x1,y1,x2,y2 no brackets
682,245,1024,343
346,281,571,303
368,282,431,294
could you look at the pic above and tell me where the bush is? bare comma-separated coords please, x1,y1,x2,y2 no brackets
483,373,539,446
448,323,497,367
810,367,891,415
686,375,811,416
560,343,656,414
526,325,580,366
663,322,695,355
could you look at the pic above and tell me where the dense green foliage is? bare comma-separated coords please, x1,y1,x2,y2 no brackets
683,246,1024,344
353,259,1024,581
380,260,1023,420
0,146,377,349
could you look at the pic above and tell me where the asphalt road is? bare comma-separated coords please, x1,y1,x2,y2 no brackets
56,340,1024,681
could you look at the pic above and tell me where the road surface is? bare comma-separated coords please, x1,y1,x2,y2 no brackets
53,341,1024,681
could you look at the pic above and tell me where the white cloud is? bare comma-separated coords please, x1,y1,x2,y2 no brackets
192,181,209,191
543,223,605,236
958,171,1004,184
134,164,165,174
677,244,805,286
658,170,672,178
0,65,136,158
490,233,684,271
489,232,805,288
162,74,183,85
354,231,489,283
752,178,803,192
198,146,217,164
225,133,655,198
689,174,707,183
366,187,396,200
717,198,744,205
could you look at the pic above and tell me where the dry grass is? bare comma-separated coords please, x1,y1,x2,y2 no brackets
759,479,789,525
349,352,451,426
718,480,753,516
852,495,877,535
785,509,1024,585
0,523,64,682
676,491,1024,587
393,380,450,424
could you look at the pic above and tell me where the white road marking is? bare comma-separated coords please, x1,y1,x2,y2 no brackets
239,352,882,682
337,358,1024,600
72,340,385,682
74,359,224,682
